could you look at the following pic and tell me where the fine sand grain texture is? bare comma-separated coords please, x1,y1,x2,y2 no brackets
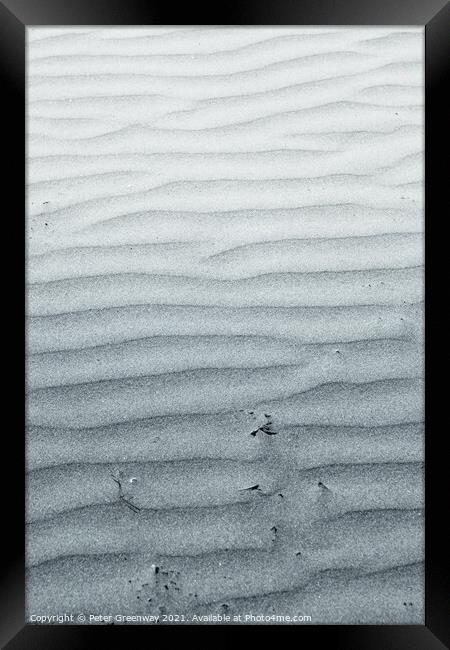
26,26,424,624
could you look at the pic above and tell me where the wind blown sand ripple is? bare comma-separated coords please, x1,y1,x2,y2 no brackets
26,26,424,624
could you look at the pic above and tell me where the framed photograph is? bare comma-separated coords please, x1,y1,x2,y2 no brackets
1,0,448,646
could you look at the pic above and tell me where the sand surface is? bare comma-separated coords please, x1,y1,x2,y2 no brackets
26,26,424,624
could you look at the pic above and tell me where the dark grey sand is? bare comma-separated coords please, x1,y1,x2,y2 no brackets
26,27,424,624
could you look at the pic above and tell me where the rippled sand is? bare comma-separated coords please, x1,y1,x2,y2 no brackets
26,26,424,624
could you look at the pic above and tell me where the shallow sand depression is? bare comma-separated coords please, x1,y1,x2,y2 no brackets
26,26,424,624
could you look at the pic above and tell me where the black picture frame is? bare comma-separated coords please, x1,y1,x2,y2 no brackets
1,0,448,646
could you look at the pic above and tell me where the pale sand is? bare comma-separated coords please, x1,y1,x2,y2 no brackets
26,26,424,624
